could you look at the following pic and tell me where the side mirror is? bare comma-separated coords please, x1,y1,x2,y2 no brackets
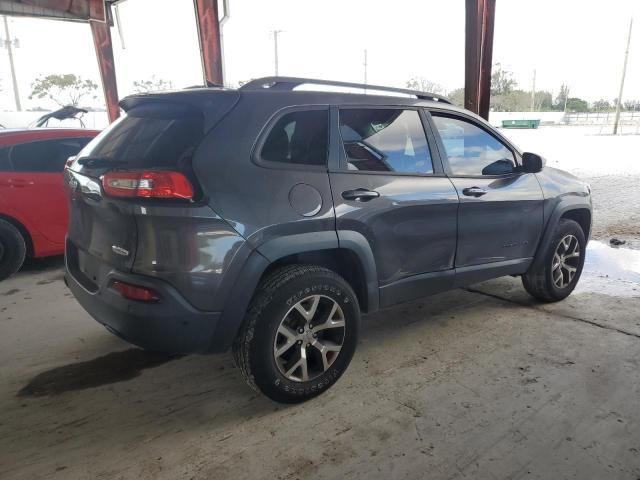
521,152,546,173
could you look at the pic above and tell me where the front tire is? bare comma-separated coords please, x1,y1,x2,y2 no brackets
522,219,586,302
233,265,360,403
0,219,27,282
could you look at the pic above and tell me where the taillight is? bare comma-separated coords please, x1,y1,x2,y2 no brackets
111,280,161,302
101,171,193,200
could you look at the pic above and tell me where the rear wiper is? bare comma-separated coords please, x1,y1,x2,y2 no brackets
77,156,128,168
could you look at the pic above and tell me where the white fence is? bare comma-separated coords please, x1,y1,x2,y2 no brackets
564,111,640,125
489,111,640,128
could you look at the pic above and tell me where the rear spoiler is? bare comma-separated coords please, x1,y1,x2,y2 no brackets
119,90,240,132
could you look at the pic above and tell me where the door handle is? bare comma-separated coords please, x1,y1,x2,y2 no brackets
342,188,380,202
462,186,487,197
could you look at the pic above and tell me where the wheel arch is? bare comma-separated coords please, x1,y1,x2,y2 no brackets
210,231,379,353
0,214,33,257
560,208,591,239
530,199,592,271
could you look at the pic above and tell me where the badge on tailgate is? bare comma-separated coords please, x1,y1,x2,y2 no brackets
112,245,130,257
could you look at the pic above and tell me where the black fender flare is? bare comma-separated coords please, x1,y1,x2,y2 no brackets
530,197,592,271
258,230,379,313
336,230,379,313
209,230,379,352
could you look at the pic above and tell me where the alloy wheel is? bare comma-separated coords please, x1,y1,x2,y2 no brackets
552,234,580,288
273,295,346,382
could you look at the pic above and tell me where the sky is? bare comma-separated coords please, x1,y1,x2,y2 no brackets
0,0,639,111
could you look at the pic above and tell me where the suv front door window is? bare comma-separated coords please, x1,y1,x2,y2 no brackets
432,115,516,176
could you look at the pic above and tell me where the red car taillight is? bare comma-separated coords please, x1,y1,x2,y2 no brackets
101,171,194,200
111,280,161,302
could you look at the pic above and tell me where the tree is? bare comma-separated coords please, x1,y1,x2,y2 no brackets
623,99,640,111
565,97,589,112
405,77,445,95
554,84,570,110
133,76,174,93
535,91,554,111
447,87,465,108
490,63,516,96
489,88,554,112
591,99,612,112
30,74,98,107
491,89,529,112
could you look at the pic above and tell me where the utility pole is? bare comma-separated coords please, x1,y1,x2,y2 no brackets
2,16,22,111
530,69,536,112
363,49,368,85
272,30,283,77
563,86,569,113
613,18,633,135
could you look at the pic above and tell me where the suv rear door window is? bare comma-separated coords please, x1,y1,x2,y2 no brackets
432,115,516,176
260,109,328,166
339,109,433,174
11,138,92,172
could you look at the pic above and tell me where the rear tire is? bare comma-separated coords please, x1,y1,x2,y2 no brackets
233,265,360,403
0,219,27,282
522,219,586,302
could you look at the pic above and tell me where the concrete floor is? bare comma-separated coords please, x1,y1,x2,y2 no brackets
1,252,639,479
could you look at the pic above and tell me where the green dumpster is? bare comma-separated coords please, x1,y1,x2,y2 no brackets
501,119,541,129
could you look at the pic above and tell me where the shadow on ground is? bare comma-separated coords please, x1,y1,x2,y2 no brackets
19,255,64,274
18,349,182,397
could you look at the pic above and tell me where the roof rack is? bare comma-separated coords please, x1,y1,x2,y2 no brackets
239,76,452,104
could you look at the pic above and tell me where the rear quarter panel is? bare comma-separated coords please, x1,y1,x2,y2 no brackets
192,93,337,251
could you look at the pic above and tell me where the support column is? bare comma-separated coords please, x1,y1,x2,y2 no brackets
90,18,119,122
465,0,496,120
193,0,223,86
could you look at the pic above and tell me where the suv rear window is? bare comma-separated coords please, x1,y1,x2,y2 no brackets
260,109,328,166
76,103,203,170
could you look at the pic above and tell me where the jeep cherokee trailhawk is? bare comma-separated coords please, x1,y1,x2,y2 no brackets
64,77,592,403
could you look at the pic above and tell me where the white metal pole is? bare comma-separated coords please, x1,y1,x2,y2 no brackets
613,18,633,135
3,16,21,111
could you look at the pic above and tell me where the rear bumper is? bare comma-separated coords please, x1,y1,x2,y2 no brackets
65,252,221,354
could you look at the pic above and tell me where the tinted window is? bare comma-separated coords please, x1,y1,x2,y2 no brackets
76,104,203,169
339,109,433,174
11,138,91,172
261,109,328,166
0,148,9,171
432,115,516,176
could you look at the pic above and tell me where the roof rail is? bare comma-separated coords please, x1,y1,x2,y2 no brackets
239,76,452,104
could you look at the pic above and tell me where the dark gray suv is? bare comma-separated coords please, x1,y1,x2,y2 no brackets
64,77,592,403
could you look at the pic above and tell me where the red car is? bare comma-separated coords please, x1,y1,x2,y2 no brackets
0,128,100,280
